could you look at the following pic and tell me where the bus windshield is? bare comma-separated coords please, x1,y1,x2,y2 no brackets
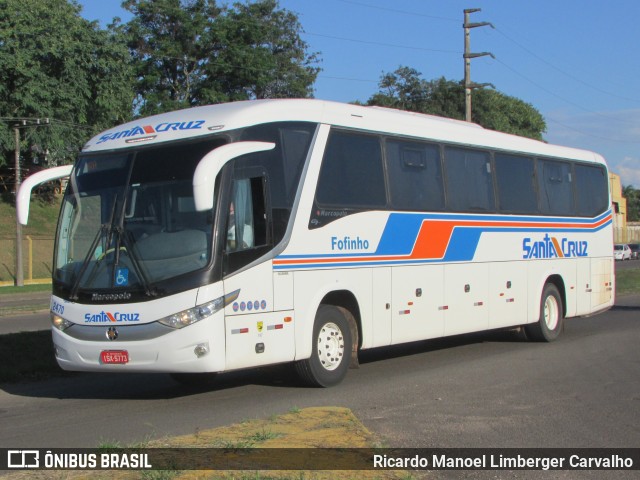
54,137,226,293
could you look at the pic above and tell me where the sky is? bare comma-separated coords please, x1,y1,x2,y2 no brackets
77,0,640,187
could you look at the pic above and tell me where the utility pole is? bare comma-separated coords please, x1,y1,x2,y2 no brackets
463,8,494,122
12,117,50,287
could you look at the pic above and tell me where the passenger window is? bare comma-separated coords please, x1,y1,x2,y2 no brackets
316,131,386,208
495,153,537,213
444,147,495,212
386,140,444,211
538,159,574,216
574,164,608,217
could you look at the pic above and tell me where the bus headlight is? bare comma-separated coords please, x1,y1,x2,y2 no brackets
51,313,73,331
158,289,240,329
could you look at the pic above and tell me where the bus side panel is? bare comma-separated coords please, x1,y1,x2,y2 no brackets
371,267,392,348
225,310,295,370
575,257,592,316
526,259,576,323
292,268,373,360
391,264,444,344
488,261,529,329
444,263,489,336
558,260,577,318
591,257,614,310
223,261,296,370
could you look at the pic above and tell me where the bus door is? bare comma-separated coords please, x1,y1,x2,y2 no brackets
222,173,294,369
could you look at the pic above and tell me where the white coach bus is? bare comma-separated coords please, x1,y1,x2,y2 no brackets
18,99,614,387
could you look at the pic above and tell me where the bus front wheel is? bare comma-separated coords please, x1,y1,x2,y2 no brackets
296,305,352,387
525,283,563,342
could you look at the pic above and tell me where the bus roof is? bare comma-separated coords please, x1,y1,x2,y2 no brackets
83,99,605,165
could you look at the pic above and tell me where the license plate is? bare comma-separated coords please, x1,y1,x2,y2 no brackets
100,350,129,364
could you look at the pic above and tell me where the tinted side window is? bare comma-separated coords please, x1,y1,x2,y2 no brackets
224,174,270,275
494,153,537,213
444,147,495,212
316,131,386,207
239,122,316,244
538,159,574,216
386,140,444,211
575,164,608,217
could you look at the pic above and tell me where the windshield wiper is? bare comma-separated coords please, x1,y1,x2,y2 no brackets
68,224,109,301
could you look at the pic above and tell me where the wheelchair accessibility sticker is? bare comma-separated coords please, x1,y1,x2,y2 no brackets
115,267,129,287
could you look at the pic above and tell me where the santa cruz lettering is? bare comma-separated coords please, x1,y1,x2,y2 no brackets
84,311,141,323
96,120,205,144
523,234,588,259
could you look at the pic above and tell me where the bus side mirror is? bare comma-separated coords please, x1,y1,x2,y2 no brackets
17,165,73,225
193,141,275,211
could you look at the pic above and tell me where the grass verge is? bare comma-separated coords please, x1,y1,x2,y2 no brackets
2,407,417,480
615,267,640,296
0,283,52,294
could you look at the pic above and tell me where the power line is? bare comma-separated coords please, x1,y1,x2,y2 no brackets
545,115,640,144
493,27,640,104
305,32,459,55
316,74,377,84
493,57,638,128
334,0,458,22
324,0,638,127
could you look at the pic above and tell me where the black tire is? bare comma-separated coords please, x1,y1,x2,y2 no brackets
525,283,563,342
295,305,352,387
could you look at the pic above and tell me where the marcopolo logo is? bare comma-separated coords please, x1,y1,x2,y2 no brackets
523,233,588,259
84,311,140,323
96,120,205,144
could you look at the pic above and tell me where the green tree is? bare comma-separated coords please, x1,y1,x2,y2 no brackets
366,66,546,140
123,0,320,115
199,0,320,103
367,66,431,112
0,0,136,168
473,88,546,141
623,185,640,222
122,0,222,116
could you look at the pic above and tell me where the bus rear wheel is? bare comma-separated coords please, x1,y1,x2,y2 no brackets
296,305,352,387
525,283,563,342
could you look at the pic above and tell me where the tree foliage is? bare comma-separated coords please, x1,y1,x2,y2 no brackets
0,0,319,173
623,185,640,222
123,0,320,116
122,0,221,116
200,0,320,103
0,0,136,168
367,66,547,141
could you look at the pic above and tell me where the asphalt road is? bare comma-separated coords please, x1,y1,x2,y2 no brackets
1,262,639,479
1,296,639,478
